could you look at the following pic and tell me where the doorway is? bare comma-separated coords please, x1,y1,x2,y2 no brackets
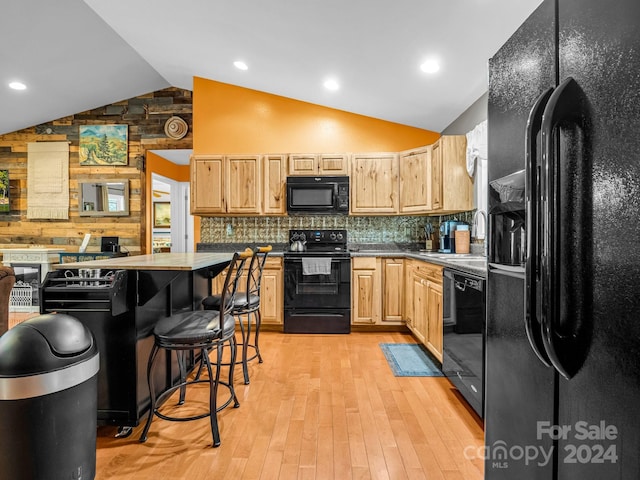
151,174,194,253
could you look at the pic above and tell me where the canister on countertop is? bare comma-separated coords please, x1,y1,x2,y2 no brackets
454,225,470,254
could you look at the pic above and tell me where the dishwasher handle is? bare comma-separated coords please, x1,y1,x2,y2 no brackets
445,269,484,293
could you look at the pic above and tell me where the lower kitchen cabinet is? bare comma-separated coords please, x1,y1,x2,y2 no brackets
425,279,443,362
211,256,283,327
382,258,404,324
351,256,381,324
405,259,443,361
410,266,429,344
351,256,405,326
259,256,283,325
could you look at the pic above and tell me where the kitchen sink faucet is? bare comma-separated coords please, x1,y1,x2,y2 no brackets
472,209,487,256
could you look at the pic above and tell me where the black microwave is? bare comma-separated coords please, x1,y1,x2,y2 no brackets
286,176,349,215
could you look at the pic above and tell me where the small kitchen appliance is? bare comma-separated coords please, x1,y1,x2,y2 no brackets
286,176,349,215
438,220,465,253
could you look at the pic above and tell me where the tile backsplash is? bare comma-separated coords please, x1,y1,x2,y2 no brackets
200,212,475,244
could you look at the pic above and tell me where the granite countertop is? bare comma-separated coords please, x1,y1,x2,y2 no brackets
197,243,288,256
197,242,487,277
349,245,487,277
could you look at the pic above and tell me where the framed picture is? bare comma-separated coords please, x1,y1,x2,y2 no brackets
0,169,9,213
79,124,128,166
153,202,171,228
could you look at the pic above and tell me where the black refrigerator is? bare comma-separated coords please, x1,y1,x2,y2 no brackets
485,0,640,478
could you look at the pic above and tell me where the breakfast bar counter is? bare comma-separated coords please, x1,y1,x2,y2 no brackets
55,252,234,272
44,252,234,433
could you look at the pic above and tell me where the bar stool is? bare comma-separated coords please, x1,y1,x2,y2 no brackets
139,249,252,447
202,245,271,384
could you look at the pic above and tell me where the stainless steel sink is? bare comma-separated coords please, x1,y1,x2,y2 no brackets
418,253,485,260
447,258,487,264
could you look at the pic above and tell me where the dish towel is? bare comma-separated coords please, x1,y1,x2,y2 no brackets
465,121,488,239
302,257,332,275
465,120,487,177
27,142,69,219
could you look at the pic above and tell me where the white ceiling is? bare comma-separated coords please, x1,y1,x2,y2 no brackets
2,0,542,137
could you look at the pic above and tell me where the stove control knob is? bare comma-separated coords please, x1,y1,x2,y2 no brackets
329,232,336,240
291,233,299,240
336,232,344,240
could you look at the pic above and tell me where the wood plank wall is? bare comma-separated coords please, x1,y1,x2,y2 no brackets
0,88,192,255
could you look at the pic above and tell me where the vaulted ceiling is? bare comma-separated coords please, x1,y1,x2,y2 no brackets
2,0,542,136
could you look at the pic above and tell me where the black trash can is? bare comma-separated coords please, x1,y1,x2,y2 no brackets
0,313,99,480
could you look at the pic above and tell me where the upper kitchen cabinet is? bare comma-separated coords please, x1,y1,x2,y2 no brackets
399,146,431,213
190,154,261,215
288,153,349,176
350,152,399,214
262,154,287,215
191,154,224,214
430,135,473,213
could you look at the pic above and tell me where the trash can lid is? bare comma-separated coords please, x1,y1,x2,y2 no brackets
0,314,97,377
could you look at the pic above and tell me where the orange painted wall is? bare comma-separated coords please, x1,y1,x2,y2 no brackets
193,77,439,154
145,151,199,250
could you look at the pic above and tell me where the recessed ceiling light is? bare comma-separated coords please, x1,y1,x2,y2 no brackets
324,78,340,91
233,61,248,71
420,59,440,74
9,81,27,90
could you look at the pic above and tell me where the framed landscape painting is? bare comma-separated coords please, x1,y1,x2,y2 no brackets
79,124,128,166
154,202,171,228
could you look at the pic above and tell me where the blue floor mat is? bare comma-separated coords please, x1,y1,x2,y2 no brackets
380,343,443,377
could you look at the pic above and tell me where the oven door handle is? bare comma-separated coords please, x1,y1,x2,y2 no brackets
284,258,347,263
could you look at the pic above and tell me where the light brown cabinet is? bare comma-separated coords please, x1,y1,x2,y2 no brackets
351,256,381,324
191,154,287,216
211,256,283,327
352,256,405,326
404,260,443,360
226,155,262,214
404,260,415,329
191,137,471,217
350,153,399,214
382,258,404,323
425,280,443,362
262,154,287,215
259,257,284,325
430,135,473,213
191,154,224,214
411,268,429,344
288,153,349,176
399,146,431,213
190,154,261,215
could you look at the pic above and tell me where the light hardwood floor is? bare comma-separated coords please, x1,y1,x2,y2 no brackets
91,330,484,480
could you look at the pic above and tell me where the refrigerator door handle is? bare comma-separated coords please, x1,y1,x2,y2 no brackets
540,77,592,380
525,87,554,368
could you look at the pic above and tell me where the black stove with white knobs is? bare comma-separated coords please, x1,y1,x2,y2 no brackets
283,229,351,333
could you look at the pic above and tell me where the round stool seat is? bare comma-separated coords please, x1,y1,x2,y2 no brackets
202,292,259,312
154,310,235,347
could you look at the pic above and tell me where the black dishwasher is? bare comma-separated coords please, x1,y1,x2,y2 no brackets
442,268,485,419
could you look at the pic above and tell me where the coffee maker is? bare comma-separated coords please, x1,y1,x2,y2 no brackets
439,220,464,253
